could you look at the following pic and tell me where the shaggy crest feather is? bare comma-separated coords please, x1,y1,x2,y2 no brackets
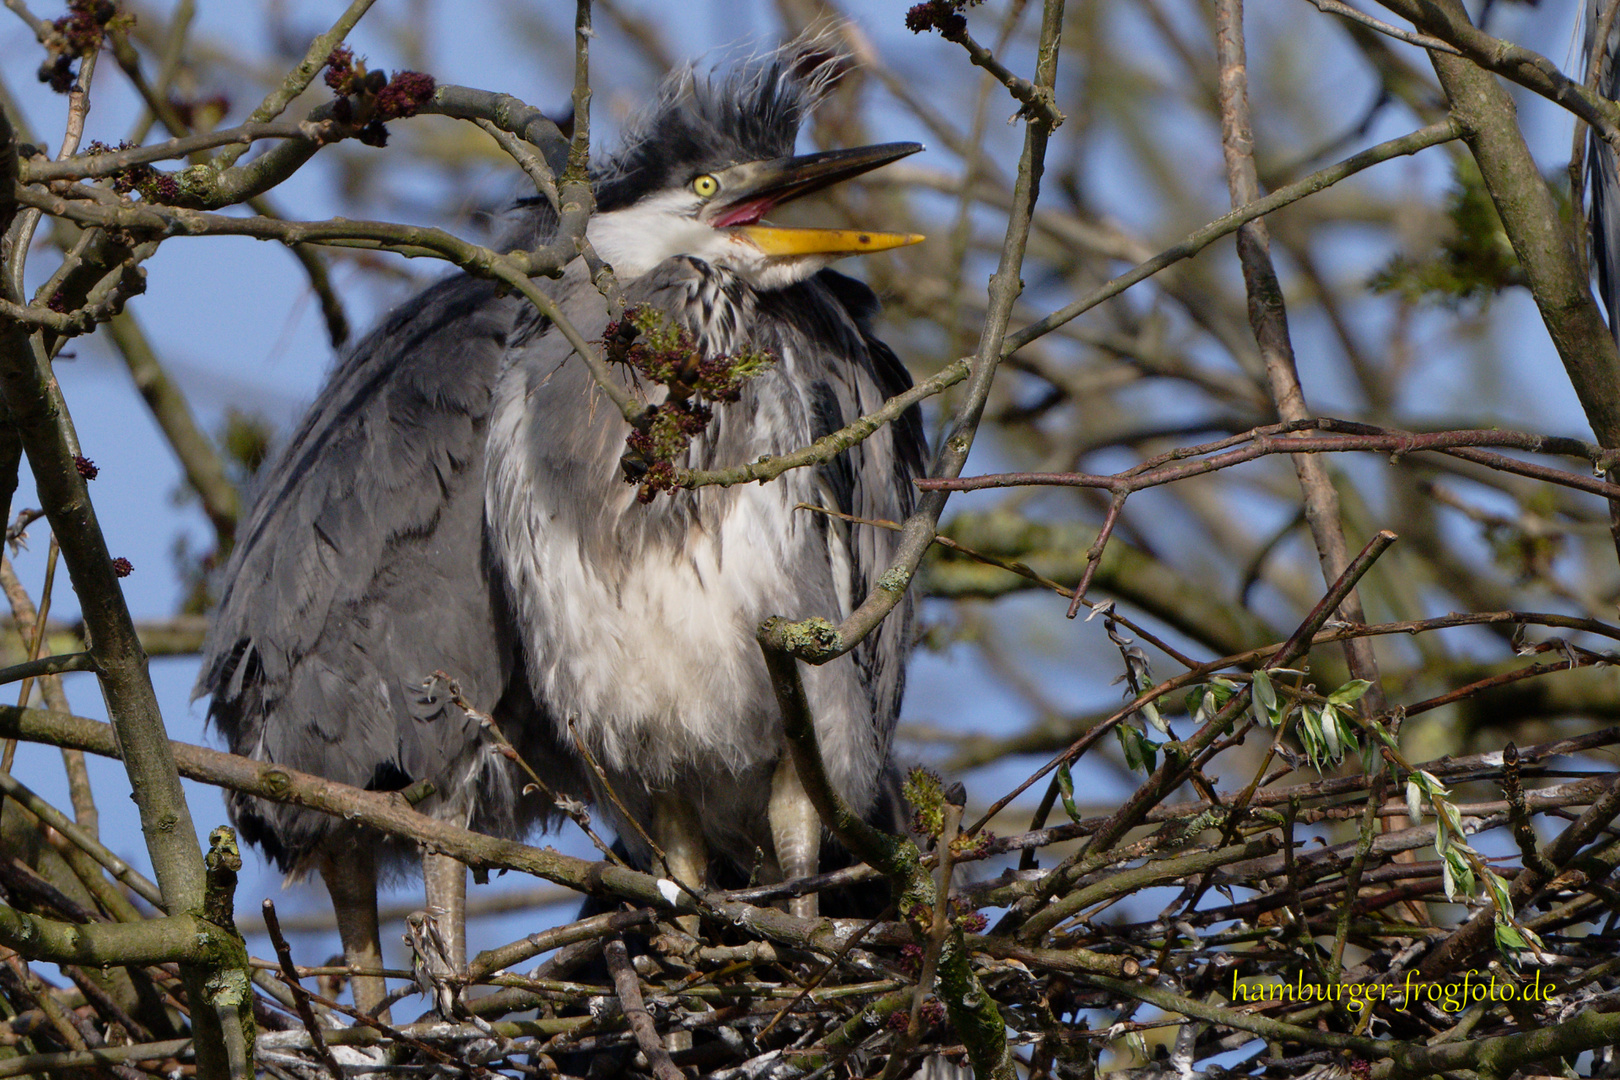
593,36,849,212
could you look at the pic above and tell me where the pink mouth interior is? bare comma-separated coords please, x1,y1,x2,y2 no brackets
713,197,777,228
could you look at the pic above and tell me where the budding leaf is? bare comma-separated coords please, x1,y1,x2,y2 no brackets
1252,668,1278,725
1056,761,1082,823
1327,679,1371,706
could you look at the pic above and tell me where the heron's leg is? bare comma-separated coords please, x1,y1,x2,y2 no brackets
652,792,707,936
318,845,389,1019
651,794,705,1053
422,852,467,971
768,754,820,919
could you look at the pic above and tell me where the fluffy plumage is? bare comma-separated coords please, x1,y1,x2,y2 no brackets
484,255,922,873
593,45,843,213
195,275,572,874
480,39,923,878
197,38,922,904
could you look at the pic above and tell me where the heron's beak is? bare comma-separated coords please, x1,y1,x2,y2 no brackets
711,142,925,257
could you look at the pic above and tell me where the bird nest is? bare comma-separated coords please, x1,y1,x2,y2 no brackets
4,714,1619,1079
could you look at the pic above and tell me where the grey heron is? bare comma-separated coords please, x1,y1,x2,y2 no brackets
197,42,926,1014
485,49,925,921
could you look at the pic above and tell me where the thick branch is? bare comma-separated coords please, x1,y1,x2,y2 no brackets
1372,0,1620,147
1409,0,1620,447
0,904,225,966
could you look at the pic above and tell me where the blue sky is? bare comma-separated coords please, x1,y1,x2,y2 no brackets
0,0,1607,1006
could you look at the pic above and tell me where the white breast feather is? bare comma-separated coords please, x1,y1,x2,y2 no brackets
486,311,884,858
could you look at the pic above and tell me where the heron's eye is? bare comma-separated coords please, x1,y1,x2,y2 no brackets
691,174,720,198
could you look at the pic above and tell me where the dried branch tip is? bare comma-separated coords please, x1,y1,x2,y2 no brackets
905,0,983,38
324,45,437,148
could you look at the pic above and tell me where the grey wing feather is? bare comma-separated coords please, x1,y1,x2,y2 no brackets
762,269,927,738
197,274,572,871
1590,0,1620,334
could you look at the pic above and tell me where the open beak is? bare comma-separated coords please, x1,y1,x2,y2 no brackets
709,142,925,257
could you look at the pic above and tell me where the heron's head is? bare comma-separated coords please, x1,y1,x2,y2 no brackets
587,44,923,290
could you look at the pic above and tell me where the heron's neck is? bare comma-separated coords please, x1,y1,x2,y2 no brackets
586,201,828,289
676,259,759,359
587,197,718,279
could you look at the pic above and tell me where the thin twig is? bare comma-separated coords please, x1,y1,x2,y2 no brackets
21,122,316,182
212,0,379,169
433,673,622,863
0,769,162,907
759,0,1064,672
603,938,683,1080
916,419,1620,503
15,534,60,722
1297,0,1460,54
1005,120,1458,352
261,900,343,1080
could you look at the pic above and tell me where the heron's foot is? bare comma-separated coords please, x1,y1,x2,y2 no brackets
769,754,820,920
653,792,708,936
319,845,390,1020
422,851,468,971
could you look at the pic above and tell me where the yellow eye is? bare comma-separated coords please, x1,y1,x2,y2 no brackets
691,174,720,198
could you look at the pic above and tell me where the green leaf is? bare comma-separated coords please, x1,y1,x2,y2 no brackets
1114,724,1136,771
1299,706,1325,770
1252,669,1278,726
1438,798,1465,837
1187,678,1241,724
1114,724,1158,774
1333,710,1358,760
1185,685,1210,725
1442,846,1475,901
1418,769,1447,798
1057,761,1082,823
1327,679,1371,706
1320,705,1342,763
1360,733,1378,775
1483,869,1514,913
